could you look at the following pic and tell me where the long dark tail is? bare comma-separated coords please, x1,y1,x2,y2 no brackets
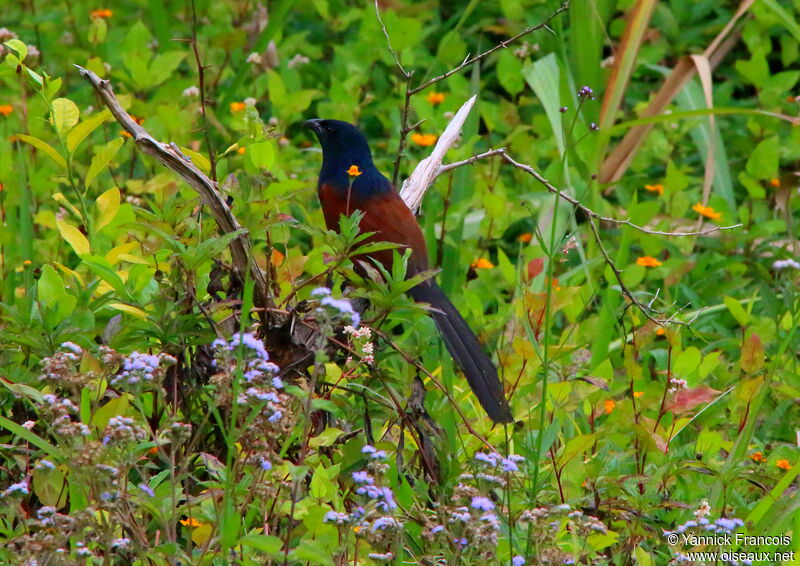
409,282,513,423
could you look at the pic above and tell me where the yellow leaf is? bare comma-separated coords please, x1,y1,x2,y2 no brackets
105,242,139,265
51,98,80,134
56,218,90,256
67,109,111,153
116,253,149,265
95,187,120,231
108,303,147,320
54,262,84,286
191,523,213,546
179,147,211,174
52,193,81,218
15,134,67,169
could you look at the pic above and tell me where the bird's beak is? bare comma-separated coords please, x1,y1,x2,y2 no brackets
303,119,322,133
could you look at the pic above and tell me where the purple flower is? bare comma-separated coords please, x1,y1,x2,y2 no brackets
272,376,284,389
470,496,495,511
311,287,332,297
431,525,444,534
110,538,130,550
362,445,376,455
474,452,498,466
352,471,374,484
501,458,519,472
513,556,526,566
138,483,154,497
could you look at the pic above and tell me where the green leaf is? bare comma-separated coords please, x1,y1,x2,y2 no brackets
673,347,701,377
90,396,130,431
497,50,524,96
33,464,67,508
67,109,112,153
523,54,564,155
81,255,134,302
85,137,124,188
179,147,211,174
0,415,63,459
95,187,120,231
15,134,67,169
4,39,27,60
239,533,283,555
246,141,275,170
148,51,187,87
51,98,80,134
746,137,779,180
724,296,751,326
37,265,65,307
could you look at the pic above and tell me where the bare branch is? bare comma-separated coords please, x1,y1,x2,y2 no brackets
374,0,410,79
436,148,507,177
501,153,741,237
74,65,272,311
408,0,569,95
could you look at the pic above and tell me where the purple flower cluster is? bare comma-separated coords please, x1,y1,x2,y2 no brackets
110,351,176,388
312,286,360,328
102,416,147,446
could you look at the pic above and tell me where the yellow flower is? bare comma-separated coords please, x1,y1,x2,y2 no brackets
471,258,494,269
347,165,362,177
604,399,616,414
769,178,780,188
180,517,204,527
692,203,722,221
230,101,246,112
0,105,12,117
410,133,437,147
90,9,113,18
750,451,766,463
776,459,792,470
636,256,662,267
633,391,644,398
426,91,446,105
517,232,533,243
644,183,664,195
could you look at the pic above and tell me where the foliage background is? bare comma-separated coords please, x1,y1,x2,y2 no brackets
0,0,799,564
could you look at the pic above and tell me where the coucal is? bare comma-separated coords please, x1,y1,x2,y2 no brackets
304,119,512,423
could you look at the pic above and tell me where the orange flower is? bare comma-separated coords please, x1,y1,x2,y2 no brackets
644,183,664,195
471,258,494,269
410,133,437,146
517,232,533,243
23,260,32,266
604,399,616,414
230,101,246,112
121,130,132,138
90,9,113,18
426,91,445,105
769,178,780,188
636,256,662,267
633,391,644,398
148,446,158,455
692,203,722,221
776,459,791,470
237,146,246,155
0,105,12,117
750,451,766,463
180,517,204,527
655,327,666,336
347,165,362,177
270,249,284,266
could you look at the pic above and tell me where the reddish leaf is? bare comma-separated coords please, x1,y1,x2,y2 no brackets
740,332,765,374
527,258,544,281
665,385,720,415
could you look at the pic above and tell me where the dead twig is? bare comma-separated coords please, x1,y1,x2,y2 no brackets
74,64,272,312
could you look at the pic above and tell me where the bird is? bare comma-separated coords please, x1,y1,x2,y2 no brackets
304,118,513,423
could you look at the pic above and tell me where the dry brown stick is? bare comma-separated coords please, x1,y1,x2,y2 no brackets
74,64,272,311
500,152,741,237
